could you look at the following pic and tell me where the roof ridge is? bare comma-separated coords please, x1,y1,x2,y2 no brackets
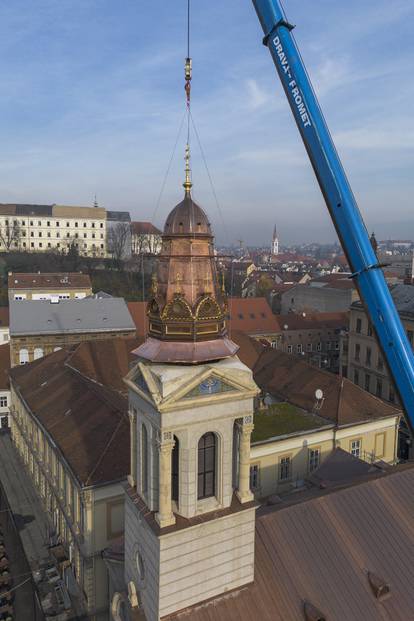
84,410,128,486
65,362,127,413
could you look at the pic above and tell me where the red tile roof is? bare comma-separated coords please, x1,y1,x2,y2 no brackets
228,298,281,335
230,330,266,369
254,348,400,426
324,279,356,290
0,344,10,390
8,272,92,290
275,311,349,331
10,337,141,486
0,307,9,327
127,302,148,338
130,222,162,235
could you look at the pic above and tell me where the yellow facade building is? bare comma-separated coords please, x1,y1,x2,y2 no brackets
8,271,92,302
250,346,400,499
9,338,139,618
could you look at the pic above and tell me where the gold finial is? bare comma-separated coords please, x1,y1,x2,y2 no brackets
183,143,192,194
221,270,226,294
174,272,183,293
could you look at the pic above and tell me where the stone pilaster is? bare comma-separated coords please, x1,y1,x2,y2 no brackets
128,409,137,487
155,432,176,528
236,416,254,504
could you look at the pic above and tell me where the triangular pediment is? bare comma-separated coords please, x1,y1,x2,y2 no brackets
181,375,236,400
125,357,259,412
133,370,151,396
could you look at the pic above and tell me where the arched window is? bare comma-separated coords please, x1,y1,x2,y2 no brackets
34,347,44,360
172,436,179,502
19,348,29,365
141,424,148,495
232,421,241,490
198,433,216,500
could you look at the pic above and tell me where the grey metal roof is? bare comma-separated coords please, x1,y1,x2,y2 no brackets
9,298,136,336
351,283,414,317
389,283,414,316
106,210,131,222
0,203,53,216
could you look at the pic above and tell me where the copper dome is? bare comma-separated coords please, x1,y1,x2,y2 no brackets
164,192,212,237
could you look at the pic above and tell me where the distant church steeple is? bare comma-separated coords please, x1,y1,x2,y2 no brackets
272,224,279,255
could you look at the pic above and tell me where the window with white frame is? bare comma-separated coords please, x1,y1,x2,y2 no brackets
308,448,320,472
297,344,303,354
0,396,7,408
350,439,361,458
287,345,293,354
34,348,44,360
316,342,322,352
249,465,260,490
19,349,29,364
279,456,291,481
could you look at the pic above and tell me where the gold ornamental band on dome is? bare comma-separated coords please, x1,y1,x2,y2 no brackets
156,294,224,322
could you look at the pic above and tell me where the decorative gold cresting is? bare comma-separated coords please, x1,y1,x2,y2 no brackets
183,143,193,194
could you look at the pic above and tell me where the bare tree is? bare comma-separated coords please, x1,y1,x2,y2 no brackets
0,220,21,251
131,231,161,255
108,222,131,264
130,222,162,256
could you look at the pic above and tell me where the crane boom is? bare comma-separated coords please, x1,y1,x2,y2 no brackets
252,0,414,433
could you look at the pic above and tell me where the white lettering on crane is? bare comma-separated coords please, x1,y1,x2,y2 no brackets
272,36,312,128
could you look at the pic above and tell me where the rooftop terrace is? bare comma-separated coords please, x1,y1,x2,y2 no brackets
252,402,332,443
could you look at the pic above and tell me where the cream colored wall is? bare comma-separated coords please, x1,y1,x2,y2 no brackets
124,493,161,621
10,329,134,367
0,213,107,257
158,507,255,619
0,327,9,343
9,287,92,301
9,383,126,617
124,356,258,621
250,417,399,499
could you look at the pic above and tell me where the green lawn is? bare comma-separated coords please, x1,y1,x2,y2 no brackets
252,403,329,443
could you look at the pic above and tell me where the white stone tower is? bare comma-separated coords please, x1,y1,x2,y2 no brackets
122,149,259,621
272,224,279,255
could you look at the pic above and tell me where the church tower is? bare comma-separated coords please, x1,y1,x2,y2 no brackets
122,147,259,620
271,224,279,255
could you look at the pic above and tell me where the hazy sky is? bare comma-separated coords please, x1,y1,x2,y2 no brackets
0,1,413,245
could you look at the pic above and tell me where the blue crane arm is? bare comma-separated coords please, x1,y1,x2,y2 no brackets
252,0,414,433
